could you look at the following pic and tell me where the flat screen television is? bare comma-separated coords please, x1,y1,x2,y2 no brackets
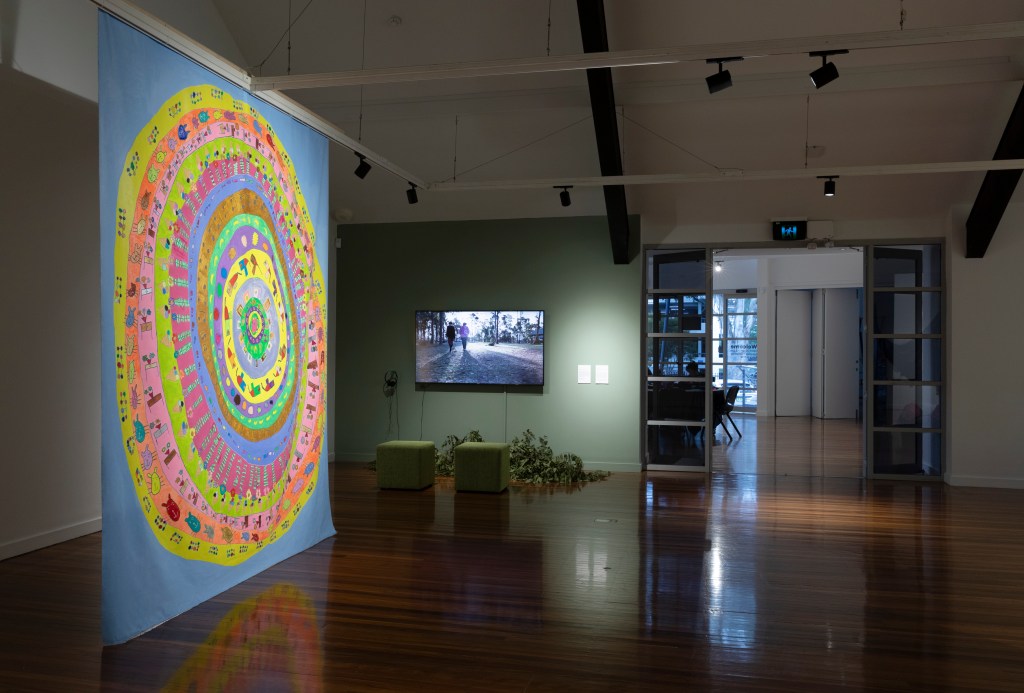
415,310,544,386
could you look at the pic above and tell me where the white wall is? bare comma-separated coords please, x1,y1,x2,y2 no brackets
645,215,944,247
1,0,244,102
776,290,812,416
765,254,863,414
712,258,757,290
813,288,861,419
0,67,102,558
2,0,97,99
948,198,1024,488
767,252,864,289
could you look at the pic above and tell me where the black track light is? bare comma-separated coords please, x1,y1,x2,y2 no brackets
353,154,371,179
818,176,838,197
706,64,731,94
705,57,743,94
809,49,848,89
556,185,572,207
406,183,418,205
810,62,838,88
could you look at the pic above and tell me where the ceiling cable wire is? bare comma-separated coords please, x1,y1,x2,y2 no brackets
620,113,721,172
443,114,593,182
546,0,553,57
899,0,906,31
621,105,626,170
360,0,367,68
252,0,314,74
286,0,292,75
804,95,811,168
358,0,367,142
453,115,459,181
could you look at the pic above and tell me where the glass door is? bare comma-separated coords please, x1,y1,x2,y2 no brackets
644,249,712,471
866,244,944,478
712,293,758,410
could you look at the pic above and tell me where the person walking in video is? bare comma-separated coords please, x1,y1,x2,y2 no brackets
446,321,457,353
460,322,469,351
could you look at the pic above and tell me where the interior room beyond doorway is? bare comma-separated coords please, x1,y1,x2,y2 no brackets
711,246,865,478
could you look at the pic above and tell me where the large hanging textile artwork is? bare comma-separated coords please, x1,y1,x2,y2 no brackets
99,13,334,644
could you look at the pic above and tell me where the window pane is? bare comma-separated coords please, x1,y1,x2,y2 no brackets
874,338,941,381
727,296,757,313
713,294,725,313
726,365,757,390
873,291,941,334
647,424,705,466
873,431,941,476
647,337,705,376
873,245,941,288
647,294,706,334
727,315,757,339
647,382,706,422
726,339,757,363
648,250,705,290
873,385,940,428
736,387,758,408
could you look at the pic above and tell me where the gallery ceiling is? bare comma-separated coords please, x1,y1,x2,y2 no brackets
205,0,1024,229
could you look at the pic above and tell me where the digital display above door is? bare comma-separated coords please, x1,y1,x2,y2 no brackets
772,220,807,241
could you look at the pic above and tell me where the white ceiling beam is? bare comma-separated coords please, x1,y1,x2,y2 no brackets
616,56,1023,105
427,159,1024,191
90,0,426,188
251,22,1024,92
294,56,1019,122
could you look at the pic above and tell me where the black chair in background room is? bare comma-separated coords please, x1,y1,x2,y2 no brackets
723,385,742,439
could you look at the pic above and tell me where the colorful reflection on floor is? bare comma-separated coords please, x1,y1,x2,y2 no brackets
162,583,322,692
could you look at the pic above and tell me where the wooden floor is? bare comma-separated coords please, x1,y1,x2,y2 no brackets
713,414,865,477
3,457,1024,691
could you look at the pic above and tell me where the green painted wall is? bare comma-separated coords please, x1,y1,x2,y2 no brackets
334,216,641,471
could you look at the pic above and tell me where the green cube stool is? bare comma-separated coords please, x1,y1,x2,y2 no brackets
454,442,510,493
376,440,436,490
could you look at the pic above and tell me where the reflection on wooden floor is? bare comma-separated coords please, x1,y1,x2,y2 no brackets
713,414,864,477
5,462,1024,691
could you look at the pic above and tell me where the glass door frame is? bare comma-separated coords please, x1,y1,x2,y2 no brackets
642,247,713,472
643,239,946,480
865,240,946,480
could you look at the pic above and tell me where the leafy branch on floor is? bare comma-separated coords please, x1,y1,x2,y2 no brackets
433,430,484,477
368,430,610,485
434,429,609,485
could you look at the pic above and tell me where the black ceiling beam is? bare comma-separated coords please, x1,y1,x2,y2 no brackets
576,0,632,264
965,84,1024,258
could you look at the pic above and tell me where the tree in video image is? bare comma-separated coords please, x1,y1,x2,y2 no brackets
415,310,544,385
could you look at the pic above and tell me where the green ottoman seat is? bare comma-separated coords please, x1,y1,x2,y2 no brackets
454,442,510,493
376,440,436,490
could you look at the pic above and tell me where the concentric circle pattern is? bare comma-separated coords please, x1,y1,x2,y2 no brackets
113,85,326,564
